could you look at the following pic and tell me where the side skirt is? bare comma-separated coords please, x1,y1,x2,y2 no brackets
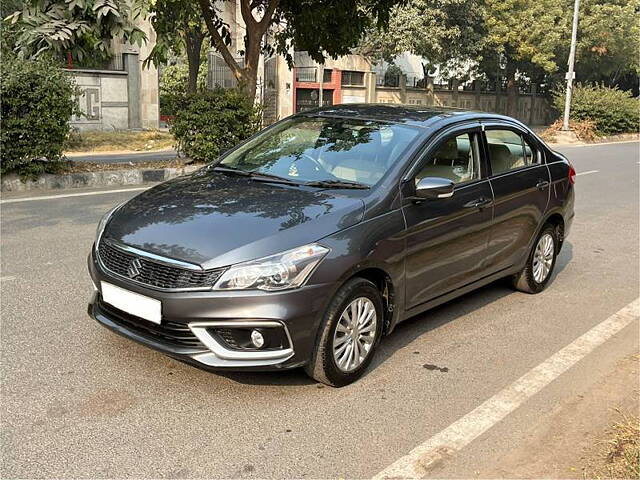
398,265,521,324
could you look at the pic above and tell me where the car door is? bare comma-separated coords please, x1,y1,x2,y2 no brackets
401,125,494,310
481,124,551,273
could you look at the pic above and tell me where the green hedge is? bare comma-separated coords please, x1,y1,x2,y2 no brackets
170,88,262,162
1,56,78,177
159,64,207,116
553,84,640,136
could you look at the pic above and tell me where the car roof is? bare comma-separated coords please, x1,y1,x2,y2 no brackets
299,103,523,129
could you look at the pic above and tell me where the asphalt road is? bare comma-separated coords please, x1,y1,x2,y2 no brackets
1,142,639,478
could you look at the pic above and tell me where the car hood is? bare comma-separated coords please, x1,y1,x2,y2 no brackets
104,170,365,269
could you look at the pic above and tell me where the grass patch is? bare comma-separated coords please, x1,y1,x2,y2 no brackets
65,130,175,153
585,411,640,479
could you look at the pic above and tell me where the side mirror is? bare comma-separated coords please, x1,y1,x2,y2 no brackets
414,177,455,200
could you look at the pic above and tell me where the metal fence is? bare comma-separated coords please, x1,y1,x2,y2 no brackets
208,53,244,89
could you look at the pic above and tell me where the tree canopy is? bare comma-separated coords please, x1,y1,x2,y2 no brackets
571,0,639,89
357,0,486,75
7,0,404,101
5,0,147,65
193,0,403,99
357,0,639,94
5,0,638,101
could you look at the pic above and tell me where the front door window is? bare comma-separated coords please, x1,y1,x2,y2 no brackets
416,133,479,184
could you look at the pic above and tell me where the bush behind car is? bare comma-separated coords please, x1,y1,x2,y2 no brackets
170,88,262,162
553,84,640,136
1,56,79,178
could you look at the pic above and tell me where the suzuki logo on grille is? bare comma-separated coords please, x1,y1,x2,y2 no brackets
127,258,142,278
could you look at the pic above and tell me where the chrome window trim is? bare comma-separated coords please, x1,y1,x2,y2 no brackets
486,163,547,181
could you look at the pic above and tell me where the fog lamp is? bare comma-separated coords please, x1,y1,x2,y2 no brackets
250,329,265,348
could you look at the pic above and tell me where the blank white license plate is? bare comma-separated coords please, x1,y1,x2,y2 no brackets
101,281,162,324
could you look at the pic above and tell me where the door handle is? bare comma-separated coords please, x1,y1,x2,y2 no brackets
463,197,493,209
536,180,550,190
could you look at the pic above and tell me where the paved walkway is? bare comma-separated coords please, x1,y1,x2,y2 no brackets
67,149,179,163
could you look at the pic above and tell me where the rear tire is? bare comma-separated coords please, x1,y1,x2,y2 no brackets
512,224,558,294
304,278,384,387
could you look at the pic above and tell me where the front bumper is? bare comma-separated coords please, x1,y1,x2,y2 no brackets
88,249,333,371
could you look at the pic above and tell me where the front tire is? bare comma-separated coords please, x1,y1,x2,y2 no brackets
512,224,558,294
305,278,384,387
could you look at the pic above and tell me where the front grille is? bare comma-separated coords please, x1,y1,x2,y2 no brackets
100,299,206,350
98,240,224,290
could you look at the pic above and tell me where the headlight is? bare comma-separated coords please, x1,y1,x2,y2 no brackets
95,202,124,246
213,244,329,291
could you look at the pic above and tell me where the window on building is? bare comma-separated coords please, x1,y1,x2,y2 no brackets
341,70,365,86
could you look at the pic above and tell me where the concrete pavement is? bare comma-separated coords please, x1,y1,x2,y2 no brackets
67,149,179,163
1,142,638,478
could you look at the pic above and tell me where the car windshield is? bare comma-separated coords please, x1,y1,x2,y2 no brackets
217,116,420,186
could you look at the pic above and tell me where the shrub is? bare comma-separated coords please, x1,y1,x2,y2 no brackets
552,84,640,136
170,88,262,162
1,56,78,177
384,65,403,87
159,63,207,116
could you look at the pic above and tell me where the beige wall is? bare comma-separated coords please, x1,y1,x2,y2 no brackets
69,70,129,131
136,19,160,129
375,87,403,104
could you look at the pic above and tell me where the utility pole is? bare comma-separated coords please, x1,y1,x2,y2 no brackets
562,0,580,131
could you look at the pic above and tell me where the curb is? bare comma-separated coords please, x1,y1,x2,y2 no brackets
1,165,201,193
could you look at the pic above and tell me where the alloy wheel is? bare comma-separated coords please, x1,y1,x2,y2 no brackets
332,297,377,372
533,233,554,283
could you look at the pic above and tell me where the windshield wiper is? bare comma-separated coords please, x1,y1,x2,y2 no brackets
248,172,300,185
304,179,370,190
211,165,251,176
213,165,300,185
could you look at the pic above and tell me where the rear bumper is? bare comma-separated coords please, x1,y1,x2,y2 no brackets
88,249,333,371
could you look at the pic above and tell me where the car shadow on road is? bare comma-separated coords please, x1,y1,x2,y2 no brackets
202,241,574,388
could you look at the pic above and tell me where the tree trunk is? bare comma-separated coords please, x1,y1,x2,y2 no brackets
238,65,258,102
239,31,261,101
185,30,205,94
196,0,278,104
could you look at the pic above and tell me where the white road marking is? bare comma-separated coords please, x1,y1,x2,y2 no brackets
374,298,640,479
558,140,639,148
576,170,599,176
0,276,16,282
0,187,149,204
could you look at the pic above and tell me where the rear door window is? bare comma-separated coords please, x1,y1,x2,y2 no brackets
486,129,538,175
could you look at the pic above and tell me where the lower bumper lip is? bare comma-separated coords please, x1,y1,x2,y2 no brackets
90,298,295,368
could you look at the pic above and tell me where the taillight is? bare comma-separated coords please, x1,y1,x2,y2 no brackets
568,164,576,185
